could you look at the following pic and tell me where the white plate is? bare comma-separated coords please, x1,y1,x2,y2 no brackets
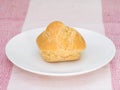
5,28,116,76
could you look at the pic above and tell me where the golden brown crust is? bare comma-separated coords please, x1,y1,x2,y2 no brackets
36,21,86,62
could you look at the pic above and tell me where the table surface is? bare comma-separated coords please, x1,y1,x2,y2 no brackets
0,0,120,90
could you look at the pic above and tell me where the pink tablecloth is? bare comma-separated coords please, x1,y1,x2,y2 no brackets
0,0,120,90
0,0,29,90
102,0,120,89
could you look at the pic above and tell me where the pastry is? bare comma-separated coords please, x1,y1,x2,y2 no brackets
36,21,86,62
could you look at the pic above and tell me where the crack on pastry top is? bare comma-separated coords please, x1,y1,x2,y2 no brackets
36,21,86,51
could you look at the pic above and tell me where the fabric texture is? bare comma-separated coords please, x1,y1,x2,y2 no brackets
0,0,30,90
102,0,120,90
